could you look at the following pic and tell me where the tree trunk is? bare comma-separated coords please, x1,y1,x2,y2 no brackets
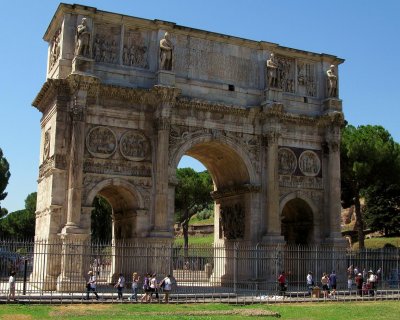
354,196,365,249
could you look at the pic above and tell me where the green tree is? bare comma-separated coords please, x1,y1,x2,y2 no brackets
364,184,400,236
341,125,400,249
175,168,213,252
0,148,11,216
0,192,36,239
91,196,112,243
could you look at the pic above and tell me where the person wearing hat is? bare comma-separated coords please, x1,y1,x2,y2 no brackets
367,270,377,296
85,270,99,300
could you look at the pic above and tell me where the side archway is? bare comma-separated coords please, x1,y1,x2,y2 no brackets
84,178,146,239
280,193,316,245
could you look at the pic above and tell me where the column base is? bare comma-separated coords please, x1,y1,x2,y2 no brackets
149,230,174,239
262,234,286,245
324,233,347,246
57,274,86,292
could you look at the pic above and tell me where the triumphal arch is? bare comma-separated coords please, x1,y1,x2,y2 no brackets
32,4,344,291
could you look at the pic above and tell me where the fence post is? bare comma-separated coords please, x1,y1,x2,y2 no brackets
233,242,238,293
23,258,28,295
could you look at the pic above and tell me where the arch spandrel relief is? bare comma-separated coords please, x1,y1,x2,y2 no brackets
298,150,321,177
86,126,117,158
278,147,297,175
120,131,150,161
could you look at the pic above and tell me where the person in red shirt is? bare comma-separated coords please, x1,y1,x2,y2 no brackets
278,271,287,296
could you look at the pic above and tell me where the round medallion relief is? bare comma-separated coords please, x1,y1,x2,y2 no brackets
299,150,320,176
278,148,297,175
86,126,117,158
120,131,150,161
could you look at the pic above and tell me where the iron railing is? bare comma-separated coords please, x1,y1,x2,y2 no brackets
0,239,399,302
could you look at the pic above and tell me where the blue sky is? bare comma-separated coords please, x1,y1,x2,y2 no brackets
1,0,399,212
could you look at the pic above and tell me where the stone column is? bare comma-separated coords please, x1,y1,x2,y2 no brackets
62,74,99,234
325,133,343,242
263,131,285,243
153,116,171,235
151,86,180,238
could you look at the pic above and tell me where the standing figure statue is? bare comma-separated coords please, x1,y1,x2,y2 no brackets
266,53,279,88
75,17,91,57
159,32,173,71
326,64,338,97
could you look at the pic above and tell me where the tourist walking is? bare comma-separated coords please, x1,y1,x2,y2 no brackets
367,270,377,296
7,270,16,302
306,271,314,295
115,273,125,300
140,273,151,303
321,272,330,298
128,272,140,302
85,270,99,300
278,271,287,296
355,273,363,296
150,273,159,300
160,274,173,303
329,271,337,296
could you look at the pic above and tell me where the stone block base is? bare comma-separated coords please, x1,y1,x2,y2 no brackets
157,70,175,86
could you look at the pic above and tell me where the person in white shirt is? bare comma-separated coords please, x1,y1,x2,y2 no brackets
160,274,173,303
150,273,159,301
85,270,99,300
114,273,125,300
8,270,16,301
306,271,313,295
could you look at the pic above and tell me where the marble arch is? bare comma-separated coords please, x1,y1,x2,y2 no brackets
31,4,345,291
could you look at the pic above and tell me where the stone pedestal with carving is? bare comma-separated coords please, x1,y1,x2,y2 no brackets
56,232,89,292
323,98,342,113
264,88,283,104
157,70,175,86
72,56,94,74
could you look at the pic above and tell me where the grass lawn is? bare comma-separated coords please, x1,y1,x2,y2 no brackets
352,236,400,250
174,234,214,246
1,301,399,319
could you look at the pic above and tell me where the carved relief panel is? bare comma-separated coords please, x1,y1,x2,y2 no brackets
86,126,118,158
219,202,245,240
278,147,322,189
277,56,295,93
297,61,316,97
123,29,149,69
174,36,260,88
49,28,61,69
92,23,121,64
298,150,321,177
278,148,297,175
120,131,150,161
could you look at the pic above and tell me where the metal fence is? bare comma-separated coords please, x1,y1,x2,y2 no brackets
0,239,399,302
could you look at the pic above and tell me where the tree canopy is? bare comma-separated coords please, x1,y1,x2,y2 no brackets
0,192,36,239
91,196,112,243
175,168,213,249
0,148,11,217
341,124,400,248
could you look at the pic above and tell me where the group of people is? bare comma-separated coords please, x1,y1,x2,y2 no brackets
348,265,380,296
86,270,173,302
278,267,380,297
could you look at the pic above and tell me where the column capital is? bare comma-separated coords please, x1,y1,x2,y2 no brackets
156,116,171,131
263,130,281,147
